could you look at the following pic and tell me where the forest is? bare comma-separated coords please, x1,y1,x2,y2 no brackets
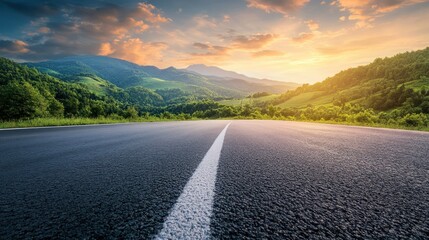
1,47,429,130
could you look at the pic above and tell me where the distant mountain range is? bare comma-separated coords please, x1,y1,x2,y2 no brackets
25,56,299,99
2,47,428,126
186,64,297,87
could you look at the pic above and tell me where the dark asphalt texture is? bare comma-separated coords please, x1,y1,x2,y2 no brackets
1,120,429,239
211,121,429,239
0,121,227,239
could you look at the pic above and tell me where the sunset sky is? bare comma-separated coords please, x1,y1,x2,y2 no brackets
1,0,429,83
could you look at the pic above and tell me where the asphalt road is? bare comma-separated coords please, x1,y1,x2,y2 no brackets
1,120,428,239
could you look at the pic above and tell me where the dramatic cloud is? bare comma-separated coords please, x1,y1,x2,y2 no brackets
191,42,230,57
246,0,310,15
232,34,278,49
187,32,278,63
99,39,168,65
0,2,170,62
136,2,170,23
252,49,284,57
337,0,426,27
0,39,29,54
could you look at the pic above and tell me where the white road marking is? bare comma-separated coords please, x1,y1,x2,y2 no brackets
155,122,231,240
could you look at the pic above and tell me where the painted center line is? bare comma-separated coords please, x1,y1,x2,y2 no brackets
155,122,231,240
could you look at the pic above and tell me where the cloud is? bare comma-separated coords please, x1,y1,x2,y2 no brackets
98,42,114,56
191,42,230,57
136,3,170,23
193,15,218,29
252,50,284,57
305,20,319,31
292,32,314,43
246,0,310,15
0,2,170,62
0,39,29,54
99,39,168,65
336,0,426,27
232,34,278,49
0,1,59,17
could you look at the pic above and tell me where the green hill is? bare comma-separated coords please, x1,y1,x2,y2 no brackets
25,55,282,99
0,57,126,120
271,47,429,111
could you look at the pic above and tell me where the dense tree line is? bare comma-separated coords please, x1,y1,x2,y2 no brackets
275,47,429,106
0,58,128,120
1,53,428,129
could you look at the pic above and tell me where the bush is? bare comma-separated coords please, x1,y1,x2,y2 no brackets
400,113,428,127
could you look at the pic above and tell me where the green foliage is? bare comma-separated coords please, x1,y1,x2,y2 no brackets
274,47,429,110
250,92,271,98
25,55,248,98
0,82,48,120
2,47,429,131
0,57,126,120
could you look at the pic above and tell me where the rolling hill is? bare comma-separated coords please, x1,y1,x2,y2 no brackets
25,56,298,99
186,64,299,92
264,47,429,111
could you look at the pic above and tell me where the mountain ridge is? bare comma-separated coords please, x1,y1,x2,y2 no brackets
25,55,298,97
185,64,298,87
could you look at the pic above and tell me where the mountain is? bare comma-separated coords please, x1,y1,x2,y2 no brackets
0,57,130,120
186,64,254,81
26,56,297,99
186,64,299,88
268,47,429,111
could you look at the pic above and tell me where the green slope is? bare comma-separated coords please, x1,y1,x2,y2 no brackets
25,55,295,98
0,57,126,120
219,94,279,106
272,47,429,110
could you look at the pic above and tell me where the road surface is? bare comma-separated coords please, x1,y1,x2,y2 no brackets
1,120,428,239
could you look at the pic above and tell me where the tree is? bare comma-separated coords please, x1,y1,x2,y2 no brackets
0,82,48,120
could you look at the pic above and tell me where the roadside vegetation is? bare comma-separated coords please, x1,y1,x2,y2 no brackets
1,48,428,131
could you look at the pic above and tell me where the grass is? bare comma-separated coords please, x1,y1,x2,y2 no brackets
224,116,429,132
138,77,187,89
0,117,182,129
219,94,279,106
75,76,112,95
301,119,429,132
0,118,128,129
276,91,334,108
1,117,428,132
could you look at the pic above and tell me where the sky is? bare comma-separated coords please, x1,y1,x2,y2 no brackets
1,0,429,83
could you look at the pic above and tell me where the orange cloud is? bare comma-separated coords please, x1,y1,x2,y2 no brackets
305,20,319,31
252,50,284,57
337,0,426,27
99,38,167,65
136,3,171,23
232,34,278,49
0,39,29,53
246,0,310,15
191,42,230,57
292,32,314,43
98,42,114,55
